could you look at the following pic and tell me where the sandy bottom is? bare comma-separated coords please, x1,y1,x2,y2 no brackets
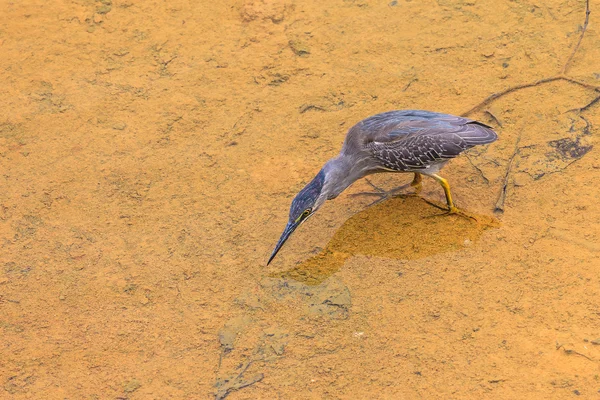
2,0,600,398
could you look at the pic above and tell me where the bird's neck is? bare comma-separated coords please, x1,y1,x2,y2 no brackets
321,154,371,200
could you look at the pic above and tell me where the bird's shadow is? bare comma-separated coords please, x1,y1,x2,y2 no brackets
272,196,499,285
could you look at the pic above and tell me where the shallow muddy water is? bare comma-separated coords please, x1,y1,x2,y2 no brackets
1,0,600,398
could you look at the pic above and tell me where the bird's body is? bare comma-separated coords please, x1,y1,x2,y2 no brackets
346,110,496,173
268,110,498,265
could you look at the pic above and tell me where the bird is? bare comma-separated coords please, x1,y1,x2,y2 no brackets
267,110,498,265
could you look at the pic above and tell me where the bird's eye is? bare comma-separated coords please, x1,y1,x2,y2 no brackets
294,208,312,224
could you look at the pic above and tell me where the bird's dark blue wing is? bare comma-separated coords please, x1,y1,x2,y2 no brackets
358,110,497,171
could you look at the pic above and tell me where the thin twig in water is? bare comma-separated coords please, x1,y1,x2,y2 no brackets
557,343,596,362
215,355,264,400
559,76,600,91
581,94,600,111
544,5,557,20
214,336,273,400
568,93,600,113
484,110,503,127
403,77,418,92
463,0,598,118
580,115,591,134
562,0,591,75
462,76,600,117
465,154,489,184
495,132,522,213
462,76,563,116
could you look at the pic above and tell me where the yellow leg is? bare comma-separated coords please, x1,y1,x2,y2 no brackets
430,174,458,213
411,173,422,194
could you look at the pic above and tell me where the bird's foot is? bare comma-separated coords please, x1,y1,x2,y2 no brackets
351,179,418,207
421,200,478,221
446,207,478,221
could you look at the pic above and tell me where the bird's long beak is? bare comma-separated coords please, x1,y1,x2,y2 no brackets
267,221,298,265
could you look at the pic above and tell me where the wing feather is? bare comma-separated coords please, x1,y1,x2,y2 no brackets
358,111,497,172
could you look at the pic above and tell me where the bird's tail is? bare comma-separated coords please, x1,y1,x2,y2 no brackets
460,121,498,146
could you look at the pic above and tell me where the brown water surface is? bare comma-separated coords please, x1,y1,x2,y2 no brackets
1,0,600,399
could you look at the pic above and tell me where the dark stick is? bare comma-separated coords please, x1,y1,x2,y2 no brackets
494,132,522,213
562,0,591,75
463,0,597,118
581,94,600,111
465,154,490,184
484,110,503,127
568,93,600,112
462,76,600,117
461,77,563,117
560,76,600,91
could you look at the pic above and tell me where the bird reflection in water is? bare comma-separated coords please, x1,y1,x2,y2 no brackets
273,195,498,285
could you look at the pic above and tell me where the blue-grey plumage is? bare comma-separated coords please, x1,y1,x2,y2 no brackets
268,110,498,265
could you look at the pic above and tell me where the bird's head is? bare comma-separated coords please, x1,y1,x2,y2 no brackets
267,169,328,265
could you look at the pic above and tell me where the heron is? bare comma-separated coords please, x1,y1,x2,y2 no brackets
267,110,497,265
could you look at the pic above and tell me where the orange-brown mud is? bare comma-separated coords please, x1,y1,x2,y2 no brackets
1,0,600,399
